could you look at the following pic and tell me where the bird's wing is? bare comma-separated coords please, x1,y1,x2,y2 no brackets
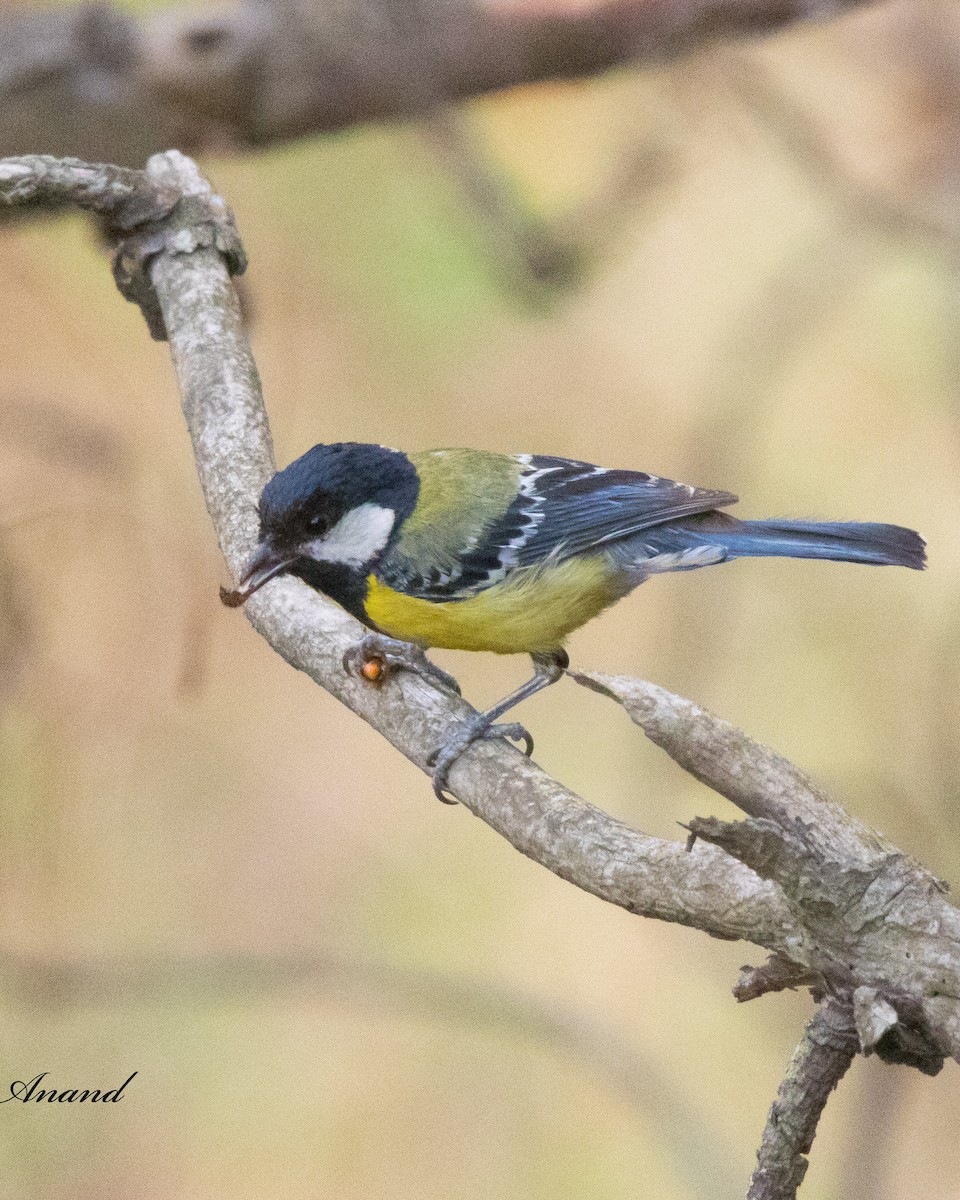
506,455,737,566
378,453,736,601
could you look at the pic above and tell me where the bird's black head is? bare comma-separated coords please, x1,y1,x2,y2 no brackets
222,443,419,609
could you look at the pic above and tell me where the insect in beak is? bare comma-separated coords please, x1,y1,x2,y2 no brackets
220,541,295,608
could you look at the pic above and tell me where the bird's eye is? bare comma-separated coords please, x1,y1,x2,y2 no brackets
309,515,325,529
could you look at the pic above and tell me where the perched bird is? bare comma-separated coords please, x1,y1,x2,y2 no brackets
222,443,925,801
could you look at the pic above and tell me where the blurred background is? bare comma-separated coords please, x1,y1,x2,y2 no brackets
2,0,960,1195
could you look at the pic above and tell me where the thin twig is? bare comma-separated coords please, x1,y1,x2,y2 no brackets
748,996,859,1199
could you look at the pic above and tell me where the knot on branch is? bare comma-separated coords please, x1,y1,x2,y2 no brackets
851,985,944,1075
734,952,821,1002
0,152,247,339
109,151,247,340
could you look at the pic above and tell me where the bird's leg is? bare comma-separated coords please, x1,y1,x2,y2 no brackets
428,649,569,804
343,632,461,695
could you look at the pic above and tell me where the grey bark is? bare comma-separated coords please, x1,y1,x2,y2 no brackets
747,996,859,1199
572,671,957,1076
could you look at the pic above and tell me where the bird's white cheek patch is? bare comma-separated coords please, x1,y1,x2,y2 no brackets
301,503,396,567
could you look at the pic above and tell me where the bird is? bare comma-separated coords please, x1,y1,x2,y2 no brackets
221,442,926,801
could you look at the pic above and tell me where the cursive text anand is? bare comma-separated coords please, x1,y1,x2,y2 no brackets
0,1072,137,1103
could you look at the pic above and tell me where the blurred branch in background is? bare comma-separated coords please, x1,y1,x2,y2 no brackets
672,8,960,489
0,946,742,1197
0,0,879,189
419,105,681,295
417,109,586,296
0,394,132,708
1,151,957,1197
723,46,960,260
0,536,31,706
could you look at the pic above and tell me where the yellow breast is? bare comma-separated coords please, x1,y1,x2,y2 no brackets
364,555,626,655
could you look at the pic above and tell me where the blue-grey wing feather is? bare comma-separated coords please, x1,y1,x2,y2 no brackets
379,454,736,601
508,456,736,565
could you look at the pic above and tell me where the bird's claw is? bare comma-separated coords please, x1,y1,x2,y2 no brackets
345,634,536,804
487,722,535,758
427,718,534,804
343,633,461,695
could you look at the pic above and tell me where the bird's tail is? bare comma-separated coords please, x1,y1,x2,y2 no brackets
644,513,926,570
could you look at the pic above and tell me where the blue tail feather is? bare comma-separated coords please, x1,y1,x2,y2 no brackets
642,514,926,570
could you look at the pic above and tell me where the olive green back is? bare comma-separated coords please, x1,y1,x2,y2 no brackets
396,448,522,574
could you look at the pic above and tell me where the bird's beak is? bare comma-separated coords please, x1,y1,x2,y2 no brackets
220,541,295,608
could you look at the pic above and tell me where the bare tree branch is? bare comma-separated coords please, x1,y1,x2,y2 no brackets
3,150,958,1194
0,154,800,951
0,0,881,173
748,995,859,1200
571,671,959,1075
721,47,960,261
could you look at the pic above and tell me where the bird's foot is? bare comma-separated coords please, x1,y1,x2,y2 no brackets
343,633,461,695
427,715,534,804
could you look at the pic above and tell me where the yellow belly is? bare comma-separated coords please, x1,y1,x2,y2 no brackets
365,556,626,655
